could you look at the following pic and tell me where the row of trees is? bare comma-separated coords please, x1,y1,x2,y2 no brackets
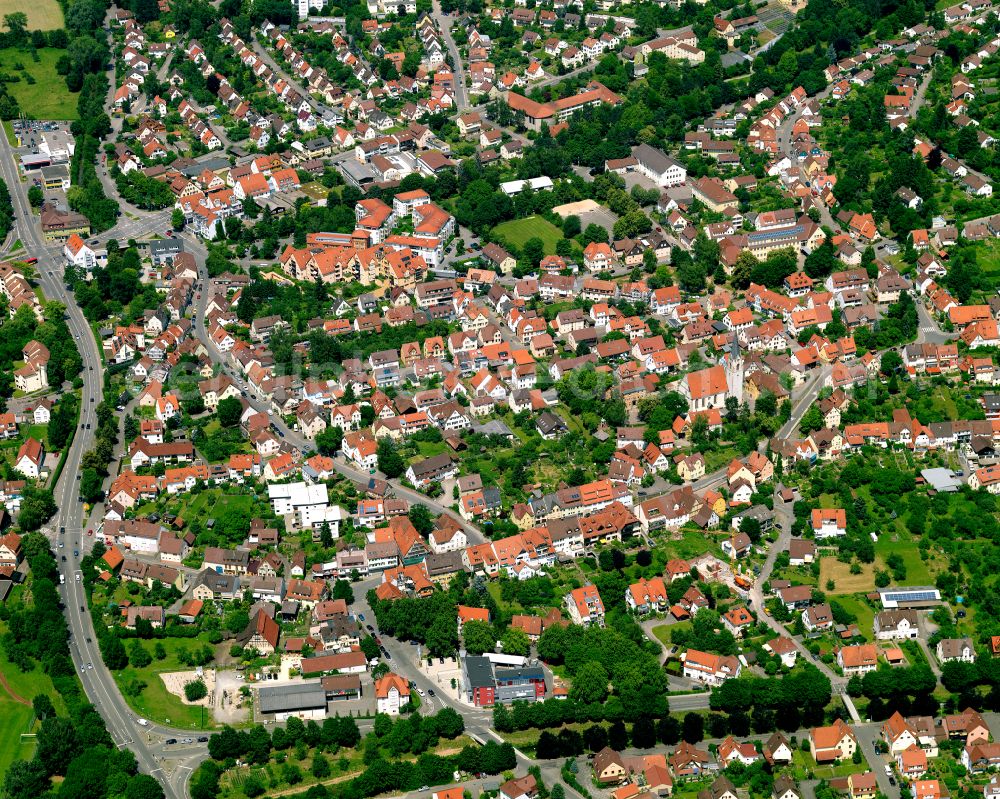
4,534,167,799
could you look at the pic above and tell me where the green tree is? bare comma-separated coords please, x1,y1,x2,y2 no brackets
377,439,405,478
217,396,243,427
569,661,609,704
461,619,497,655
501,626,531,657
184,680,208,701
312,754,330,779
314,426,343,456
3,759,49,799
127,773,166,799
3,12,28,42
522,237,545,267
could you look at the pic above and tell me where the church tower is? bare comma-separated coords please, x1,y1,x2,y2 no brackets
726,329,744,405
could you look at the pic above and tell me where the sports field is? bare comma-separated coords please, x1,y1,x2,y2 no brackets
0,47,78,119
492,215,564,254
0,0,64,31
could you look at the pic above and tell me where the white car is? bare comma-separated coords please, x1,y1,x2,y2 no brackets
137,718,149,726
417,688,426,697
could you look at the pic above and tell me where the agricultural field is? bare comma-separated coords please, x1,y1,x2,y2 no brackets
0,0,64,30
492,215,564,254
0,48,78,119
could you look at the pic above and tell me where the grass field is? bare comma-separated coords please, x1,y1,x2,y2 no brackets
492,215,564,255
0,0,64,30
830,594,876,641
652,623,672,645
818,556,876,594
112,636,221,730
874,533,935,586
0,596,67,779
0,696,36,778
0,48,78,119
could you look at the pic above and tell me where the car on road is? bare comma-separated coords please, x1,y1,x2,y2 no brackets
358,613,365,621
87,663,92,670
366,624,375,632
61,555,66,561
73,550,78,557
137,719,149,726
417,688,425,697
427,689,435,697
165,739,177,745
79,606,84,612
198,736,209,742
58,541,63,548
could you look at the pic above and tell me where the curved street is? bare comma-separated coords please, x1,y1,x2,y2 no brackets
0,127,205,798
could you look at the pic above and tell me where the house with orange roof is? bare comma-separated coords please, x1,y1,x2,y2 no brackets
681,648,741,686
897,746,928,777
375,672,411,715
565,584,605,627
811,508,846,538
837,643,879,676
457,605,490,631
626,576,668,614
810,719,857,762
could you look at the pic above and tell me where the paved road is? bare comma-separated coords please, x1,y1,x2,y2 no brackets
431,1,469,111
0,131,191,799
250,37,329,118
177,229,488,544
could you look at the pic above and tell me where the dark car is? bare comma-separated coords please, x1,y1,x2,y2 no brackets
427,689,435,697
888,778,896,786
165,739,177,745
198,736,209,742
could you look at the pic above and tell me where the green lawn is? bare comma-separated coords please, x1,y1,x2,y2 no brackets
874,534,935,586
830,594,876,641
652,623,674,645
139,489,256,524
0,48,78,120
492,215,564,254
0,696,36,779
0,594,68,779
791,748,868,780
112,636,220,730
25,424,48,447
